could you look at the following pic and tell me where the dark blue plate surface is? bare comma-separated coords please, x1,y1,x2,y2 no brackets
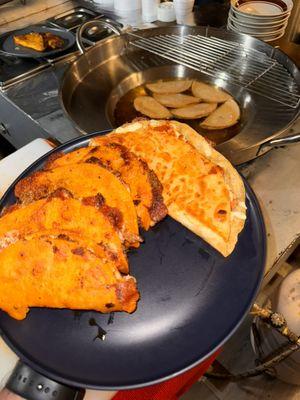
0,131,266,389
1,26,75,58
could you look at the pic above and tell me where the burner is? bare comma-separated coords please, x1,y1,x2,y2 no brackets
49,7,100,30
0,47,44,89
0,6,119,89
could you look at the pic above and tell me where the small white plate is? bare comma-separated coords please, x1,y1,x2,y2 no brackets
239,1,285,16
229,8,290,25
231,9,290,23
229,17,288,31
228,12,288,33
262,31,285,41
231,0,293,18
229,22,287,35
227,20,286,42
227,17,286,36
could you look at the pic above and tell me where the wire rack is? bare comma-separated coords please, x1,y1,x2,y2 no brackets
128,32,300,109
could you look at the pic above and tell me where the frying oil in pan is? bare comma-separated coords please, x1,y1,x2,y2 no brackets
114,80,241,145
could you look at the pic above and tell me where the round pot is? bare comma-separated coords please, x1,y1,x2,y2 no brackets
60,22,300,165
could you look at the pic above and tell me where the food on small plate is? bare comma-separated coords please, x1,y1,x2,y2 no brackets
134,96,172,119
14,163,141,248
200,99,241,130
91,120,246,257
14,32,45,52
43,32,64,49
146,80,192,94
13,31,64,52
45,142,167,231
0,196,128,273
191,81,232,103
153,93,199,108
0,235,139,320
171,102,217,120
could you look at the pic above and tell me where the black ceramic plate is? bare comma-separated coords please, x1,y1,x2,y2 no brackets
1,26,75,58
0,131,266,390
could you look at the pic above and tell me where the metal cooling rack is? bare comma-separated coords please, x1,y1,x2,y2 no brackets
128,32,300,108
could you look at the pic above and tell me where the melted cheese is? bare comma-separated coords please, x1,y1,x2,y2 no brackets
105,123,232,241
115,122,142,133
231,211,247,220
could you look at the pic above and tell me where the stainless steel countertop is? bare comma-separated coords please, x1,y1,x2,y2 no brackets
239,116,300,284
0,3,299,390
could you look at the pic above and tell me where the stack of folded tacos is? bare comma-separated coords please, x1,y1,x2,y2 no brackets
0,120,246,320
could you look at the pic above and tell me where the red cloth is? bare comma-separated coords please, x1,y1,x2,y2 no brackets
112,350,219,400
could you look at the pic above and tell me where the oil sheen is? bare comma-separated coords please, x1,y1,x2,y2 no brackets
114,80,242,145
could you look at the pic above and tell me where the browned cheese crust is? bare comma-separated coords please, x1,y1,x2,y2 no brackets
0,196,129,273
0,235,139,320
13,32,64,52
14,163,140,248
45,142,167,230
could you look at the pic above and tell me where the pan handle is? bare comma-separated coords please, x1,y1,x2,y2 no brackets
257,133,300,156
76,19,122,54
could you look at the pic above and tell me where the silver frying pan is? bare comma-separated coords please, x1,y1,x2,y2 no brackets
60,21,300,165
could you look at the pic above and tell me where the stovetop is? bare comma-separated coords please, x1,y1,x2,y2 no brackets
0,0,298,152
0,5,122,89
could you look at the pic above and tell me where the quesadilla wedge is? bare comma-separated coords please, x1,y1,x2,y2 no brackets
14,163,140,247
0,196,128,273
191,81,232,103
153,93,199,108
91,120,246,256
146,80,192,94
134,96,172,119
0,235,139,320
171,102,217,119
45,143,167,230
200,99,241,130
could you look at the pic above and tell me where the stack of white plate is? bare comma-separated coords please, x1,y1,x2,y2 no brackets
227,0,293,42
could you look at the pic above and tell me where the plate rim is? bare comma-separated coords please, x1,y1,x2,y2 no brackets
229,9,289,26
230,0,292,18
228,17,287,35
233,0,291,16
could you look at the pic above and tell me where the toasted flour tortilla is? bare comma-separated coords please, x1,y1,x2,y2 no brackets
134,96,172,119
191,81,232,103
91,120,246,256
200,99,241,130
171,102,217,119
146,80,192,94
153,93,199,108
